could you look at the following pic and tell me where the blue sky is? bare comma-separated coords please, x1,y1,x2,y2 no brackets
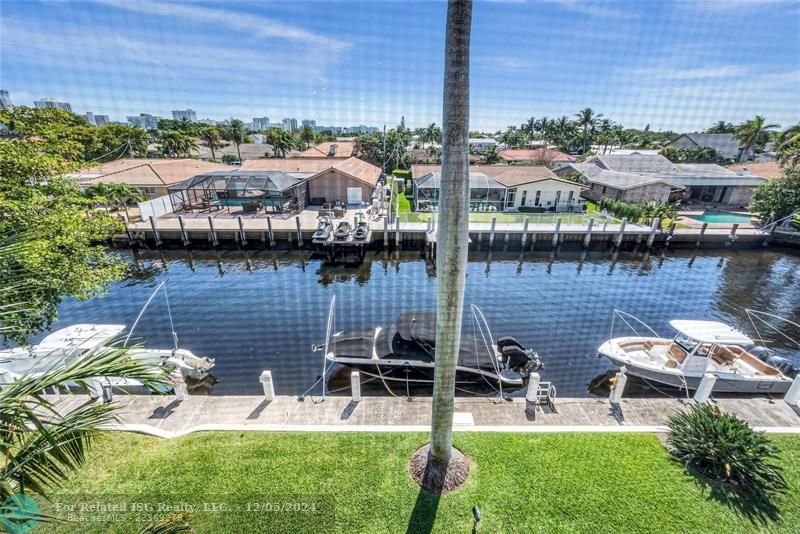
1,0,798,131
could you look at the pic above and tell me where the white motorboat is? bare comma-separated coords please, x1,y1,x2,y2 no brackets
598,310,798,394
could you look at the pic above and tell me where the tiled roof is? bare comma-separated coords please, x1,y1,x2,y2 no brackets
668,133,742,158
240,156,381,186
410,164,578,188
297,141,356,158
499,148,575,163
194,143,274,160
82,159,231,187
726,161,783,180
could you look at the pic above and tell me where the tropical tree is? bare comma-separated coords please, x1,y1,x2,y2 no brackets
775,123,800,169
420,123,442,148
199,126,223,161
735,116,779,162
480,144,501,164
706,121,736,134
265,127,295,158
641,200,678,225
410,0,472,494
614,127,635,149
749,167,800,221
299,125,316,150
521,117,536,137
223,119,247,162
575,107,602,154
157,130,197,158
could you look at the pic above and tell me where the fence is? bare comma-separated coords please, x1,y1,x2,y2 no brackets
139,193,180,220
396,211,618,226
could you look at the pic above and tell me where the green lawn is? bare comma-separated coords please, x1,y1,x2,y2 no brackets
44,432,800,533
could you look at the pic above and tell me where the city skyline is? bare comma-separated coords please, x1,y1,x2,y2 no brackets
1,1,798,131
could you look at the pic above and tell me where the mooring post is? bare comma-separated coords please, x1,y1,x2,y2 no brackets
383,216,389,248
123,214,135,246
615,217,627,248
395,216,401,246
172,369,189,401
764,222,778,247
237,215,247,246
609,367,628,404
489,217,497,248
426,216,432,233
178,215,190,246
525,372,541,403
696,222,708,247
259,370,275,401
666,221,676,247
727,223,739,246
583,217,594,249
266,216,275,247
646,217,660,249
784,375,800,406
552,217,562,248
207,216,218,246
521,216,529,248
294,216,303,247
351,371,361,402
148,215,162,246
694,373,717,403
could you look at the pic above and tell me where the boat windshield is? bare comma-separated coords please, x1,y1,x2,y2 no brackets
674,334,714,357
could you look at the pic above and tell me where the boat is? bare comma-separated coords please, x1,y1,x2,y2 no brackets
316,297,542,391
312,217,333,241
0,283,215,395
352,219,369,240
598,310,798,394
333,221,351,241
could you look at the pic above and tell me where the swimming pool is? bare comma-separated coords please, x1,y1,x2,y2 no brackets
686,211,753,224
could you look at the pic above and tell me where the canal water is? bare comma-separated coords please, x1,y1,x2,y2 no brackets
45,247,800,397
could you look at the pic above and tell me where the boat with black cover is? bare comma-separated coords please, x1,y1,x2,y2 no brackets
333,221,351,240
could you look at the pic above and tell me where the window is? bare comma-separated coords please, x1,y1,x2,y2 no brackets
520,190,527,206
534,190,541,206
567,191,574,203
506,187,516,207
555,191,561,206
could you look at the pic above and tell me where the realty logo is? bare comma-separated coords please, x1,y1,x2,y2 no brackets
0,494,40,533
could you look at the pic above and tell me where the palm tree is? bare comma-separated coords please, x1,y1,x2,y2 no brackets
411,0,472,494
480,144,501,164
575,107,602,154
223,119,247,162
522,117,536,137
735,115,779,162
299,125,316,150
775,123,800,169
199,126,223,161
265,128,294,158
615,127,635,149
108,183,145,218
158,131,197,158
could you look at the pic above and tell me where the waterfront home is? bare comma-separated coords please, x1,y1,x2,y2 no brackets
240,157,382,206
76,158,230,198
664,133,747,161
411,164,585,212
297,140,357,158
468,138,498,153
498,148,575,167
556,153,765,206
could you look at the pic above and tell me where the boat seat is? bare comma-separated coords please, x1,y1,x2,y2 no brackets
739,353,782,376
711,346,737,366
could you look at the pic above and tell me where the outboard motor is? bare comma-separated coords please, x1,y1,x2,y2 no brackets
497,337,543,374
497,336,525,352
765,355,799,378
750,345,773,363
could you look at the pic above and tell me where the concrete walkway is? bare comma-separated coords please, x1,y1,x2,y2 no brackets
49,394,800,438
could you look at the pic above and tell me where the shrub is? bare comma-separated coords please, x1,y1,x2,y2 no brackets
518,206,545,213
666,404,787,497
598,197,645,222
392,169,412,180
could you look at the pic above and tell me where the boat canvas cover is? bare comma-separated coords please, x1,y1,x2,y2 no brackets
37,324,125,352
670,320,753,345
397,311,436,345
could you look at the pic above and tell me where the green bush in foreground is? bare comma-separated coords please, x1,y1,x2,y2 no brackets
667,404,787,497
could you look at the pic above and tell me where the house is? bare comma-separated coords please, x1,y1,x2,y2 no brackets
194,143,274,161
468,138,498,153
556,153,765,206
726,161,783,180
76,159,230,198
411,165,585,212
297,141,357,159
240,157,382,205
498,148,575,167
665,133,745,161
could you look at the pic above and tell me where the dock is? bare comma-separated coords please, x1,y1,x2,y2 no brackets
50,394,800,438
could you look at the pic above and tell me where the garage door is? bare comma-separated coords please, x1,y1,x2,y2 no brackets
347,187,363,205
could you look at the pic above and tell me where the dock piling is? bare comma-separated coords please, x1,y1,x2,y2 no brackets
525,372,541,403
148,215,162,247
207,216,218,247
521,217,529,248
489,217,497,248
178,215,190,246
764,222,778,247
426,216,432,233
266,217,275,247
383,216,389,248
727,223,739,246
123,214,135,246
237,216,247,246
351,371,361,402
172,370,189,401
696,223,708,247
552,217,562,248
785,375,800,406
609,367,628,404
295,216,303,247
646,217,660,249
259,370,275,401
615,217,628,248
395,216,401,246
693,373,717,403
583,217,594,249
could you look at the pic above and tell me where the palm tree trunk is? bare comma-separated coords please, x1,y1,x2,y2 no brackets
210,145,216,161
236,142,242,162
430,0,472,465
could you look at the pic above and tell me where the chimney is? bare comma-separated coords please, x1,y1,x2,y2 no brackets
328,144,337,157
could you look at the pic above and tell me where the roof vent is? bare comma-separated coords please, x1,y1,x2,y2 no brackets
328,144,338,157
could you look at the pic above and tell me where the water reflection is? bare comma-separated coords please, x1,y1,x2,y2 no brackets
47,247,800,397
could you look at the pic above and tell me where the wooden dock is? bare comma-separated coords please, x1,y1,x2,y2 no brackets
49,394,800,438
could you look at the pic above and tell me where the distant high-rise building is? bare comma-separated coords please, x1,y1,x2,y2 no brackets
282,118,298,132
301,119,316,128
401,115,405,129
85,112,96,126
94,115,110,126
172,109,197,122
252,117,270,131
34,97,73,113
0,90,12,109
127,113,161,129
